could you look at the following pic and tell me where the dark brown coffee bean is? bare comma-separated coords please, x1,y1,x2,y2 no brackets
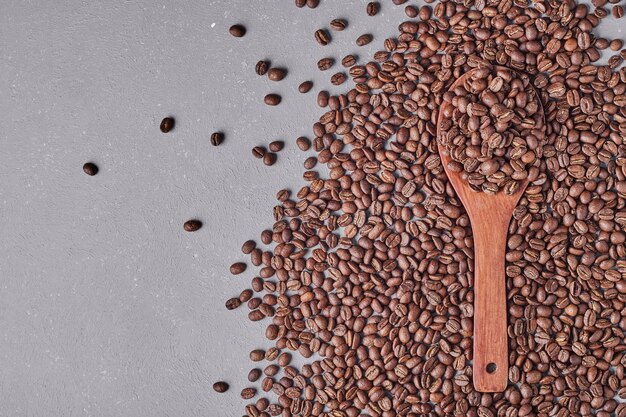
230,262,246,275
252,146,266,159
295,0,305,7
264,94,281,106
405,5,418,17
296,137,310,151
366,2,380,16
160,117,174,133
341,54,357,67
213,381,229,393
239,289,253,302
267,68,287,82
225,297,241,310
330,19,347,31
183,220,202,232
298,81,313,94
269,141,284,152
614,5,624,17
330,72,346,85
306,0,319,9
356,34,373,46
229,24,246,37
210,132,223,146
250,349,265,361
317,90,329,107
263,153,277,166
317,57,334,71
255,60,269,76
303,156,317,169
241,387,257,400
248,368,262,382
83,162,98,176
314,29,331,46
241,240,256,254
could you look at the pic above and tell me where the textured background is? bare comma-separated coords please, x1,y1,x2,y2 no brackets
0,1,623,417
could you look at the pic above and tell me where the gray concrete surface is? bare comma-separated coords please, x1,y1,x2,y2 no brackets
0,1,623,417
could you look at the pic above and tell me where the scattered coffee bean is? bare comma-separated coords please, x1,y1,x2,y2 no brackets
252,146,266,159
225,297,241,310
303,156,317,169
263,153,277,166
267,68,287,82
263,94,281,106
314,29,331,46
298,81,313,93
268,141,284,152
248,368,262,382
255,60,269,76
330,72,346,85
213,381,229,393
329,19,347,31
306,0,319,8
296,136,310,151
249,349,265,362
295,0,305,7
183,220,202,232
405,5,418,17
614,5,624,17
316,90,329,107
241,240,256,254
83,162,98,176
366,2,380,16
341,54,357,67
356,33,373,46
210,131,223,146
229,24,246,37
317,57,334,71
160,117,174,133
229,262,246,275
241,387,257,400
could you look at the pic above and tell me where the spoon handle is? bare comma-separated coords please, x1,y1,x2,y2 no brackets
472,214,509,392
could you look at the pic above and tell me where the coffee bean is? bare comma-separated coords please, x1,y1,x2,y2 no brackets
83,162,98,176
296,136,310,151
213,381,229,393
241,387,257,400
314,29,331,46
330,72,346,85
317,57,334,71
255,60,269,76
225,297,241,310
229,24,246,37
248,368,262,382
316,90,329,107
303,156,317,169
614,5,624,17
298,81,313,93
263,94,281,106
341,54,357,67
267,68,287,82
160,117,174,133
366,2,380,16
263,153,277,166
306,0,319,8
230,262,246,275
356,34,373,46
405,5,418,17
183,220,202,232
295,0,305,7
250,349,265,361
210,132,223,146
252,146,266,159
241,240,256,254
268,141,284,152
329,19,347,31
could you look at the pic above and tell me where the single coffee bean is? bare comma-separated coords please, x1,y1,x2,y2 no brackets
250,349,265,361
225,297,242,310
317,90,329,107
160,117,175,133
356,34,373,46
230,262,246,275
239,289,253,302
241,387,257,400
303,156,317,169
241,240,256,254
229,24,246,37
330,72,347,85
317,57,334,71
405,5,418,17
298,81,313,93
213,381,229,393
183,220,202,232
269,141,284,152
248,368,262,382
314,29,331,46
255,60,269,76
306,0,319,9
252,146,266,159
263,94,281,106
614,5,624,17
295,0,305,7
83,162,98,176
210,132,224,146
341,54,357,67
267,68,287,82
330,19,347,31
296,136,310,151
263,153,277,166
366,2,380,16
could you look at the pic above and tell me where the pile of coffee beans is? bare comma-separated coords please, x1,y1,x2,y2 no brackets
438,66,546,195
224,0,626,416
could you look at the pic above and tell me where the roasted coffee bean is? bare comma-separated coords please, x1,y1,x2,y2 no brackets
267,68,287,82
241,240,256,254
83,162,98,176
263,153,277,166
241,387,257,400
263,94,281,106
298,81,313,93
160,117,174,133
303,156,317,169
210,132,223,146
356,34,373,46
268,141,284,152
255,60,269,76
230,262,246,275
249,349,265,361
314,29,331,46
306,0,319,8
330,72,346,85
225,297,241,310
213,381,229,393
329,19,347,31
316,90,329,107
341,54,357,67
183,220,202,232
366,2,380,16
296,136,310,151
405,5,418,17
317,57,334,71
248,368,262,382
295,0,305,7
252,146,266,159
229,24,246,37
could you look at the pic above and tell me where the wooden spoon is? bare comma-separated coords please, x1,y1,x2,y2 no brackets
436,66,545,392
